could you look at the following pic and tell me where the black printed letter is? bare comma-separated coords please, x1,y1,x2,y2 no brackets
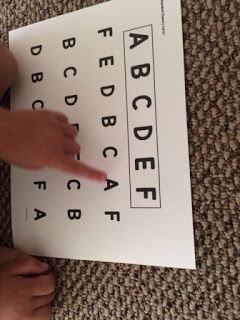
98,27,113,37
31,72,43,83
131,63,150,79
102,116,116,127
103,146,118,158
32,100,44,110
135,158,155,170
67,179,81,190
129,33,149,49
63,37,76,49
101,85,115,97
34,181,46,190
68,209,81,220
65,94,78,106
99,56,114,68
136,188,157,200
34,208,47,221
105,211,120,221
132,95,152,110
64,66,77,78
104,179,119,191
31,45,42,56
134,126,153,140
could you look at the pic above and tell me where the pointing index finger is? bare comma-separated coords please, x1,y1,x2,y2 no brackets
58,156,107,182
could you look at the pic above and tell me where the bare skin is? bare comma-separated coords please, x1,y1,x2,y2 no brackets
0,43,18,98
0,108,107,180
0,43,106,319
0,44,107,181
0,246,55,320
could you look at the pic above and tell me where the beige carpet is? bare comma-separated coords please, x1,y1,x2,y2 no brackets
0,0,239,319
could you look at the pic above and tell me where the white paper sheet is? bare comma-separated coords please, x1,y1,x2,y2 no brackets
9,0,195,269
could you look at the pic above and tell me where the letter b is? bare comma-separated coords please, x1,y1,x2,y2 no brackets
31,72,43,83
131,63,150,79
68,209,81,220
62,37,76,49
102,116,116,127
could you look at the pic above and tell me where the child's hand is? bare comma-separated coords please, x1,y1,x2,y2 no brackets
0,109,107,181
0,245,55,320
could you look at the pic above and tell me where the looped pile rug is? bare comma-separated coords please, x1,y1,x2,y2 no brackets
0,1,239,319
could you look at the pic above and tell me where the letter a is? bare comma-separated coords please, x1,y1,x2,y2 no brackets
129,33,149,49
34,208,47,221
104,179,119,191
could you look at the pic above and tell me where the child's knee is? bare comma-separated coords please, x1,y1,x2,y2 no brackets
0,44,18,98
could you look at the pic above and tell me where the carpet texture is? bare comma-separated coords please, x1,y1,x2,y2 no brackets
0,0,239,319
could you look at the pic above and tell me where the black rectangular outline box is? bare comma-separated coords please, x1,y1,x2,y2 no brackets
123,24,161,209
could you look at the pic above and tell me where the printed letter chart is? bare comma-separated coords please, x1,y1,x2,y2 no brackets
10,0,195,269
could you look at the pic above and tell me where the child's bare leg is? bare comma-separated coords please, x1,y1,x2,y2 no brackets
0,43,18,100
